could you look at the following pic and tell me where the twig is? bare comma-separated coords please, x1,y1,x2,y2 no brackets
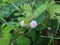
40,35,60,39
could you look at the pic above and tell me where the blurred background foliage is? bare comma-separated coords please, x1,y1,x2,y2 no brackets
0,0,60,45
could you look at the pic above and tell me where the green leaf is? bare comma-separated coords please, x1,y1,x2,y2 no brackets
17,17,25,21
57,16,60,23
49,7,56,19
14,12,21,16
27,30,36,42
15,37,31,45
35,12,47,24
0,38,10,45
53,4,60,14
3,25,15,39
33,3,47,18
19,27,27,34
3,25,15,31
1,11,10,17
12,33,20,40
21,3,32,19
33,25,45,31
28,3,47,21
49,4,60,19
3,0,8,2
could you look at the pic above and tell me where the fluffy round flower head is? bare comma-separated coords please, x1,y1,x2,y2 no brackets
20,20,26,27
30,20,37,28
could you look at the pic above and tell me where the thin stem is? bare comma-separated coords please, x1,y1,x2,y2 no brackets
12,28,32,43
41,24,51,30
48,33,54,45
55,23,60,35
40,35,60,39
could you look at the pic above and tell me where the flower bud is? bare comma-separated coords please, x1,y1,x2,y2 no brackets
47,27,51,30
30,20,37,28
20,20,26,27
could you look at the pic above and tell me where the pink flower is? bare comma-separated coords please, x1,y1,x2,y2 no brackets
20,20,26,27
30,20,37,28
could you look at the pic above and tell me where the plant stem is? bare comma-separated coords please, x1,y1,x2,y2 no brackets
40,35,60,39
12,28,32,43
55,23,60,35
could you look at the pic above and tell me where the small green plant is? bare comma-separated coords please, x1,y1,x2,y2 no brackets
0,0,60,45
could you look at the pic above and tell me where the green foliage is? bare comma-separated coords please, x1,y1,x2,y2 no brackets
0,0,60,45
15,37,31,45
21,3,32,19
0,38,10,45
